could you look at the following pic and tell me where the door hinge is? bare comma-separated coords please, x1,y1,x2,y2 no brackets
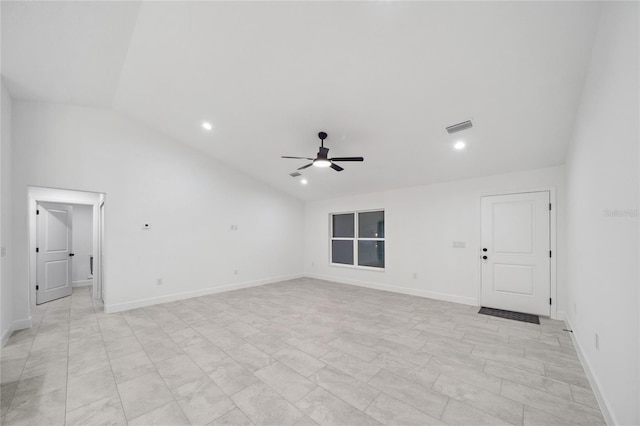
549,250,552,258
36,285,39,291
36,247,39,253
549,297,552,305
36,209,40,215
549,203,552,211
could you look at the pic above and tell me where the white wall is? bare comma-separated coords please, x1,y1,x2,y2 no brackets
71,204,93,286
11,101,304,316
304,166,565,312
564,3,639,425
1,79,14,345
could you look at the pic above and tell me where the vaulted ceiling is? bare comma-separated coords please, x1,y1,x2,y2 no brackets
1,1,602,200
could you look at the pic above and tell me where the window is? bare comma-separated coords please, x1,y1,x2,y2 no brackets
330,210,385,269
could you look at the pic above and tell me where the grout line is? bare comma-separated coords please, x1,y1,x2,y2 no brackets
4,281,606,425
92,289,134,425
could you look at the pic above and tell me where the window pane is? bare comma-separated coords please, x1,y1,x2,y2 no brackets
332,214,354,238
358,241,385,268
332,240,354,265
358,211,384,238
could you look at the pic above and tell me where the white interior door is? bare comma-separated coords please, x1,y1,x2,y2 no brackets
481,191,551,316
37,202,74,304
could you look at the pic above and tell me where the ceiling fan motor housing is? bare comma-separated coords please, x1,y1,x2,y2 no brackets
318,147,329,159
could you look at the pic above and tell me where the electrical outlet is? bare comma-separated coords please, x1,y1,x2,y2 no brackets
595,333,599,351
234,270,238,275
412,273,417,279
452,241,466,248
156,278,163,285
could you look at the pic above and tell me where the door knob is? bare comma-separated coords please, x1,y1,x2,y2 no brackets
482,255,488,260
69,253,75,257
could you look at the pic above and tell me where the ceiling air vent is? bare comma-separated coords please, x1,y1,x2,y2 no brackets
289,172,301,177
446,120,473,134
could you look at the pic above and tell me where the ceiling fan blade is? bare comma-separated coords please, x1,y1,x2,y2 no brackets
330,157,364,162
282,156,314,160
297,163,314,170
331,163,344,172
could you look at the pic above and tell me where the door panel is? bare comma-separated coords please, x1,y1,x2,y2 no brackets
492,201,535,254
37,202,74,304
493,264,534,295
45,260,69,290
481,192,550,316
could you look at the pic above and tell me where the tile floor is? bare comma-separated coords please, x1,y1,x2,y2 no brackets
1,278,605,425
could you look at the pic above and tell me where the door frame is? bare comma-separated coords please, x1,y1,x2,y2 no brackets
478,187,558,320
28,186,106,308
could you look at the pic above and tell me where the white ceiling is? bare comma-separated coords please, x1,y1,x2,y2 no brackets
1,1,140,106
2,1,602,200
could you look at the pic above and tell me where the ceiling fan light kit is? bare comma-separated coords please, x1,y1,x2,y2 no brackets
313,159,332,168
282,131,364,173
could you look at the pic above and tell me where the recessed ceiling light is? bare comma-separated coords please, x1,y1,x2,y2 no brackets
454,141,466,150
202,121,213,131
300,178,308,185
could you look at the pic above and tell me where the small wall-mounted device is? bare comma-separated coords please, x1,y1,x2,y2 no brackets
143,224,151,229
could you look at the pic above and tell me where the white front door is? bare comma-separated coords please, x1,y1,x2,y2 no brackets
37,202,74,304
481,191,551,316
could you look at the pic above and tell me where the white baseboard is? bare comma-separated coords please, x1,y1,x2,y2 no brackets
13,318,32,331
72,279,93,287
304,273,478,306
104,273,304,314
3,317,34,346
564,316,616,426
1,324,13,347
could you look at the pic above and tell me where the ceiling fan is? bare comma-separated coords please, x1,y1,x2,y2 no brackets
281,132,364,172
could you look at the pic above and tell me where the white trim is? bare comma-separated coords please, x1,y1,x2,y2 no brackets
72,279,93,288
1,324,13,347
104,273,303,314
1,318,32,346
329,262,386,272
564,316,616,426
477,187,558,319
329,209,386,270
305,273,477,306
27,187,105,314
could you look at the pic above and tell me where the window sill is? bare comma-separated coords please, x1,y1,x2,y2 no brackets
329,263,386,272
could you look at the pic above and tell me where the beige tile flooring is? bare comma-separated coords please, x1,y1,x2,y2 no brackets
1,278,605,426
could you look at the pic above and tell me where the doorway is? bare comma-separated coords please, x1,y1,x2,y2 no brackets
480,191,552,316
28,187,105,309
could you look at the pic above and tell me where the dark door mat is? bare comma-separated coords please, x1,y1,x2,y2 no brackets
479,307,540,324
